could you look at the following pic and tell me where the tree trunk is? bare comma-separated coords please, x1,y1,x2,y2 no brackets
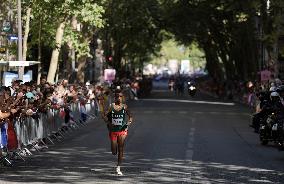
77,56,86,83
203,42,223,81
47,22,65,83
67,16,77,82
37,17,42,85
218,48,234,80
113,41,123,73
23,7,31,61
18,7,31,81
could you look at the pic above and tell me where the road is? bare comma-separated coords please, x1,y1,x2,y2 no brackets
1,81,284,183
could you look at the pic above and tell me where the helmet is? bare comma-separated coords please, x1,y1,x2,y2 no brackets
269,86,277,92
270,91,279,97
270,91,280,101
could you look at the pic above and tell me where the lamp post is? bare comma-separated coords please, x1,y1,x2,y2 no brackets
17,0,23,80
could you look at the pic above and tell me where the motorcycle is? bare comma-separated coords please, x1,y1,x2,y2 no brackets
187,82,196,97
259,112,284,147
276,119,284,150
251,99,271,133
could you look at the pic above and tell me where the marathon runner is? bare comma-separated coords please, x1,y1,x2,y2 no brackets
103,90,133,176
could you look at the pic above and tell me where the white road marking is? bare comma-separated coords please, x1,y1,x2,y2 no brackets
161,111,171,114
144,111,154,114
141,98,235,106
209,111,219,114
194,112,204,114
184,119,195,182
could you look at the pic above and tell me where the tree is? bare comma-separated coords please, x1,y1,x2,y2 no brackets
44,0,104,83
20,0,104,83
100,0,164,76
161,0,262,81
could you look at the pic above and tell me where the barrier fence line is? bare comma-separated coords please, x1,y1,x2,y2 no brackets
0,98,100,167
0,88,135,167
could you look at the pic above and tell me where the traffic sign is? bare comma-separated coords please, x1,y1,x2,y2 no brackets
9,61,29,67
2,21,11,32
0,61,39,66
8,35,18,41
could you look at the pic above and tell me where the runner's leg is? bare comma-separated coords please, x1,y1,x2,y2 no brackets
117,134,127,166
110,135,118,155
115,134,127,175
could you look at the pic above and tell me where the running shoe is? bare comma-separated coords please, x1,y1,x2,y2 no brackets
116,166,123,176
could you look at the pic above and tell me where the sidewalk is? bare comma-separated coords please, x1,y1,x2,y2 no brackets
198,87,249,106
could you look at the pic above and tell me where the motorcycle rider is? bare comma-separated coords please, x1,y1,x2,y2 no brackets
270,91,283,114
251,91,271,133
187,79,196,96
277,85,284,105
275,85,284,149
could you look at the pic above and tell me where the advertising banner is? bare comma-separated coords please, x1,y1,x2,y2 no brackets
104,69,116,82
3,70,33,87
260,70,271,82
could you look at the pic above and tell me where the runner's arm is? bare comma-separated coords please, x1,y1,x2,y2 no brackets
124,104,133,124
102,104,112,123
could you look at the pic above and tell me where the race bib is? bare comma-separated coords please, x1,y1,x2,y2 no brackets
112,118,123,125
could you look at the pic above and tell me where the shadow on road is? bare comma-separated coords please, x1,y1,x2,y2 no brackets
1,89,284,183
1,145,284,183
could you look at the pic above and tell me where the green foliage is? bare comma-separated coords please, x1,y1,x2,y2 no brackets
73,1,104,27
2,0,283,81
151,39,205,70
160,0,268,80
63,25,91,57
23,0,104,58
100,0,164,71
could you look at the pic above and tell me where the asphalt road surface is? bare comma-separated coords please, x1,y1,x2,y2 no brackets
1,81,284,184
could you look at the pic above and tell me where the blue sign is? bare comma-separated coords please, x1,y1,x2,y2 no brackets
8,35,18,41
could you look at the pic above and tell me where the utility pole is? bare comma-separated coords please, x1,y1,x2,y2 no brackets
17,0,24,80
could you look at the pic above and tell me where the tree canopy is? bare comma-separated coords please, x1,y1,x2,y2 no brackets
1,0,284,82
161,0,284,81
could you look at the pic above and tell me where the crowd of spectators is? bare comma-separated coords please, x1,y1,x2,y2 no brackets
0,74,153,165
0,75,116,164
198,77,282,109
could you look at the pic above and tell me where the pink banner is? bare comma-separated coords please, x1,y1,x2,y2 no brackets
104,69,116,81
260,70,271,82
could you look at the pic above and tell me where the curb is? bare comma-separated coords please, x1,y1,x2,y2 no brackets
199,88,249,106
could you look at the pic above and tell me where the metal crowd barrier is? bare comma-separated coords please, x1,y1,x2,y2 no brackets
0,99,100,166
